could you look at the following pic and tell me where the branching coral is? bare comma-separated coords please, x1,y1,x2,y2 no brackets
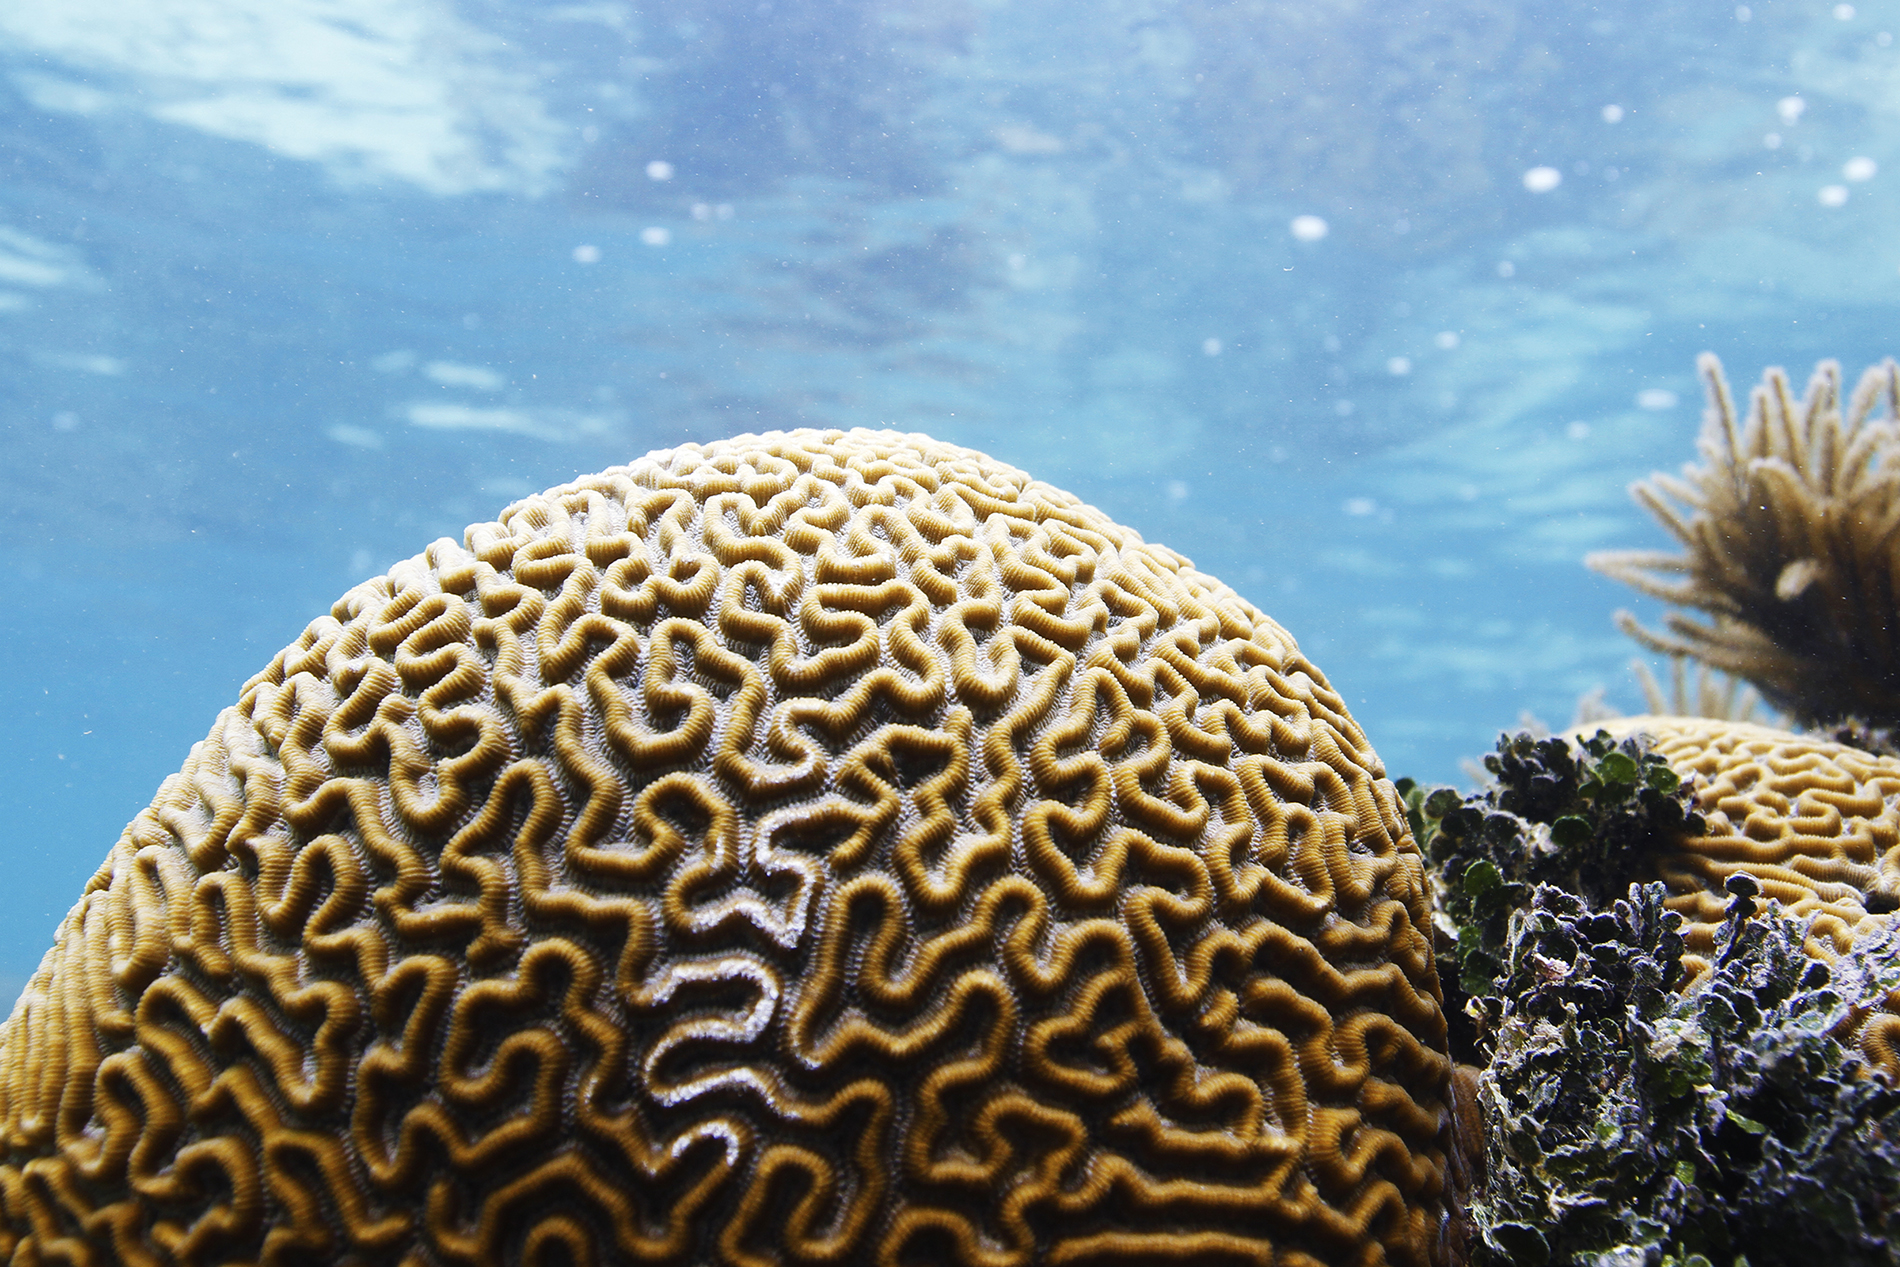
1587,353,1900,727
1628,656,1773,725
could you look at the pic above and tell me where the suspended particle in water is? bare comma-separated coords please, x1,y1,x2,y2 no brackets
1818,184,1850,207
1523,165,1563,192
1289,214,1328,242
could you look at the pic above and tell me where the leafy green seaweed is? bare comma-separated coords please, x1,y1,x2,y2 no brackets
1398,729,1704,1058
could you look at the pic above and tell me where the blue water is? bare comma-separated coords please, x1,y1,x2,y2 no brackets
2,0,1897,990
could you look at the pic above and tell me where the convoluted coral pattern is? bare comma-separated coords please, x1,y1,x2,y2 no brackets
0,429,1451,1267
1606,714,1900,1069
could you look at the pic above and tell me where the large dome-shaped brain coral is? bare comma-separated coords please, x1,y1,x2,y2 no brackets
0,430,1453,1267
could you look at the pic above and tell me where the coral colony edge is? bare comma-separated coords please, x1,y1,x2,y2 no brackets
6,356,1900,1267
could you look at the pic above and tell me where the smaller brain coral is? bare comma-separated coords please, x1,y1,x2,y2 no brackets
1599,714,1900,1068
0,428,1453,1267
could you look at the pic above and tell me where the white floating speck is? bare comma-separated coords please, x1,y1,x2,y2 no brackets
1289,214,1329,242
1386,356,1412,376
572,244,601,264
1602,104,1625,123
423,361,504,391
641,226,672,246
1202,337,1222,356
1819,184,1850,207
1435,331,1460,350
1778,96,1806,125
1523,165,1563,192
646,160,674,181
1637,388,1679,410
1845,156,1877,181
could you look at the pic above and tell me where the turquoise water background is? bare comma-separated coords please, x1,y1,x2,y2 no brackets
2,0,1897,991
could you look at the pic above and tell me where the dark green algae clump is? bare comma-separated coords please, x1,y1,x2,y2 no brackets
1400,729,1702,1060
1406,732,1900,1266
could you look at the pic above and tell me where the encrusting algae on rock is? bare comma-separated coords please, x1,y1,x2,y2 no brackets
0,429,1456,1267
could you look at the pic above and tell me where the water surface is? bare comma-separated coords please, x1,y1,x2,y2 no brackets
2,0,1896,988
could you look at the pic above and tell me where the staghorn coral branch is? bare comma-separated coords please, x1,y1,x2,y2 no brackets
1627,479,1700,546
1585,553,1702,608
1850,358,1900,428
1698,351,1745,475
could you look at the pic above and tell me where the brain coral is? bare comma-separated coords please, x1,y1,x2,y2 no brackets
0,429,1452,1267
1599,714,1900,1067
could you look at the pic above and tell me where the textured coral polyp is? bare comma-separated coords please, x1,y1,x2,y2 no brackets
0,430,1451,1266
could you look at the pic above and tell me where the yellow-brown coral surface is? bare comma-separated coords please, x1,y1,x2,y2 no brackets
1600,714,1900,1067
0,429,1451,1267
1587,353,1900,726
